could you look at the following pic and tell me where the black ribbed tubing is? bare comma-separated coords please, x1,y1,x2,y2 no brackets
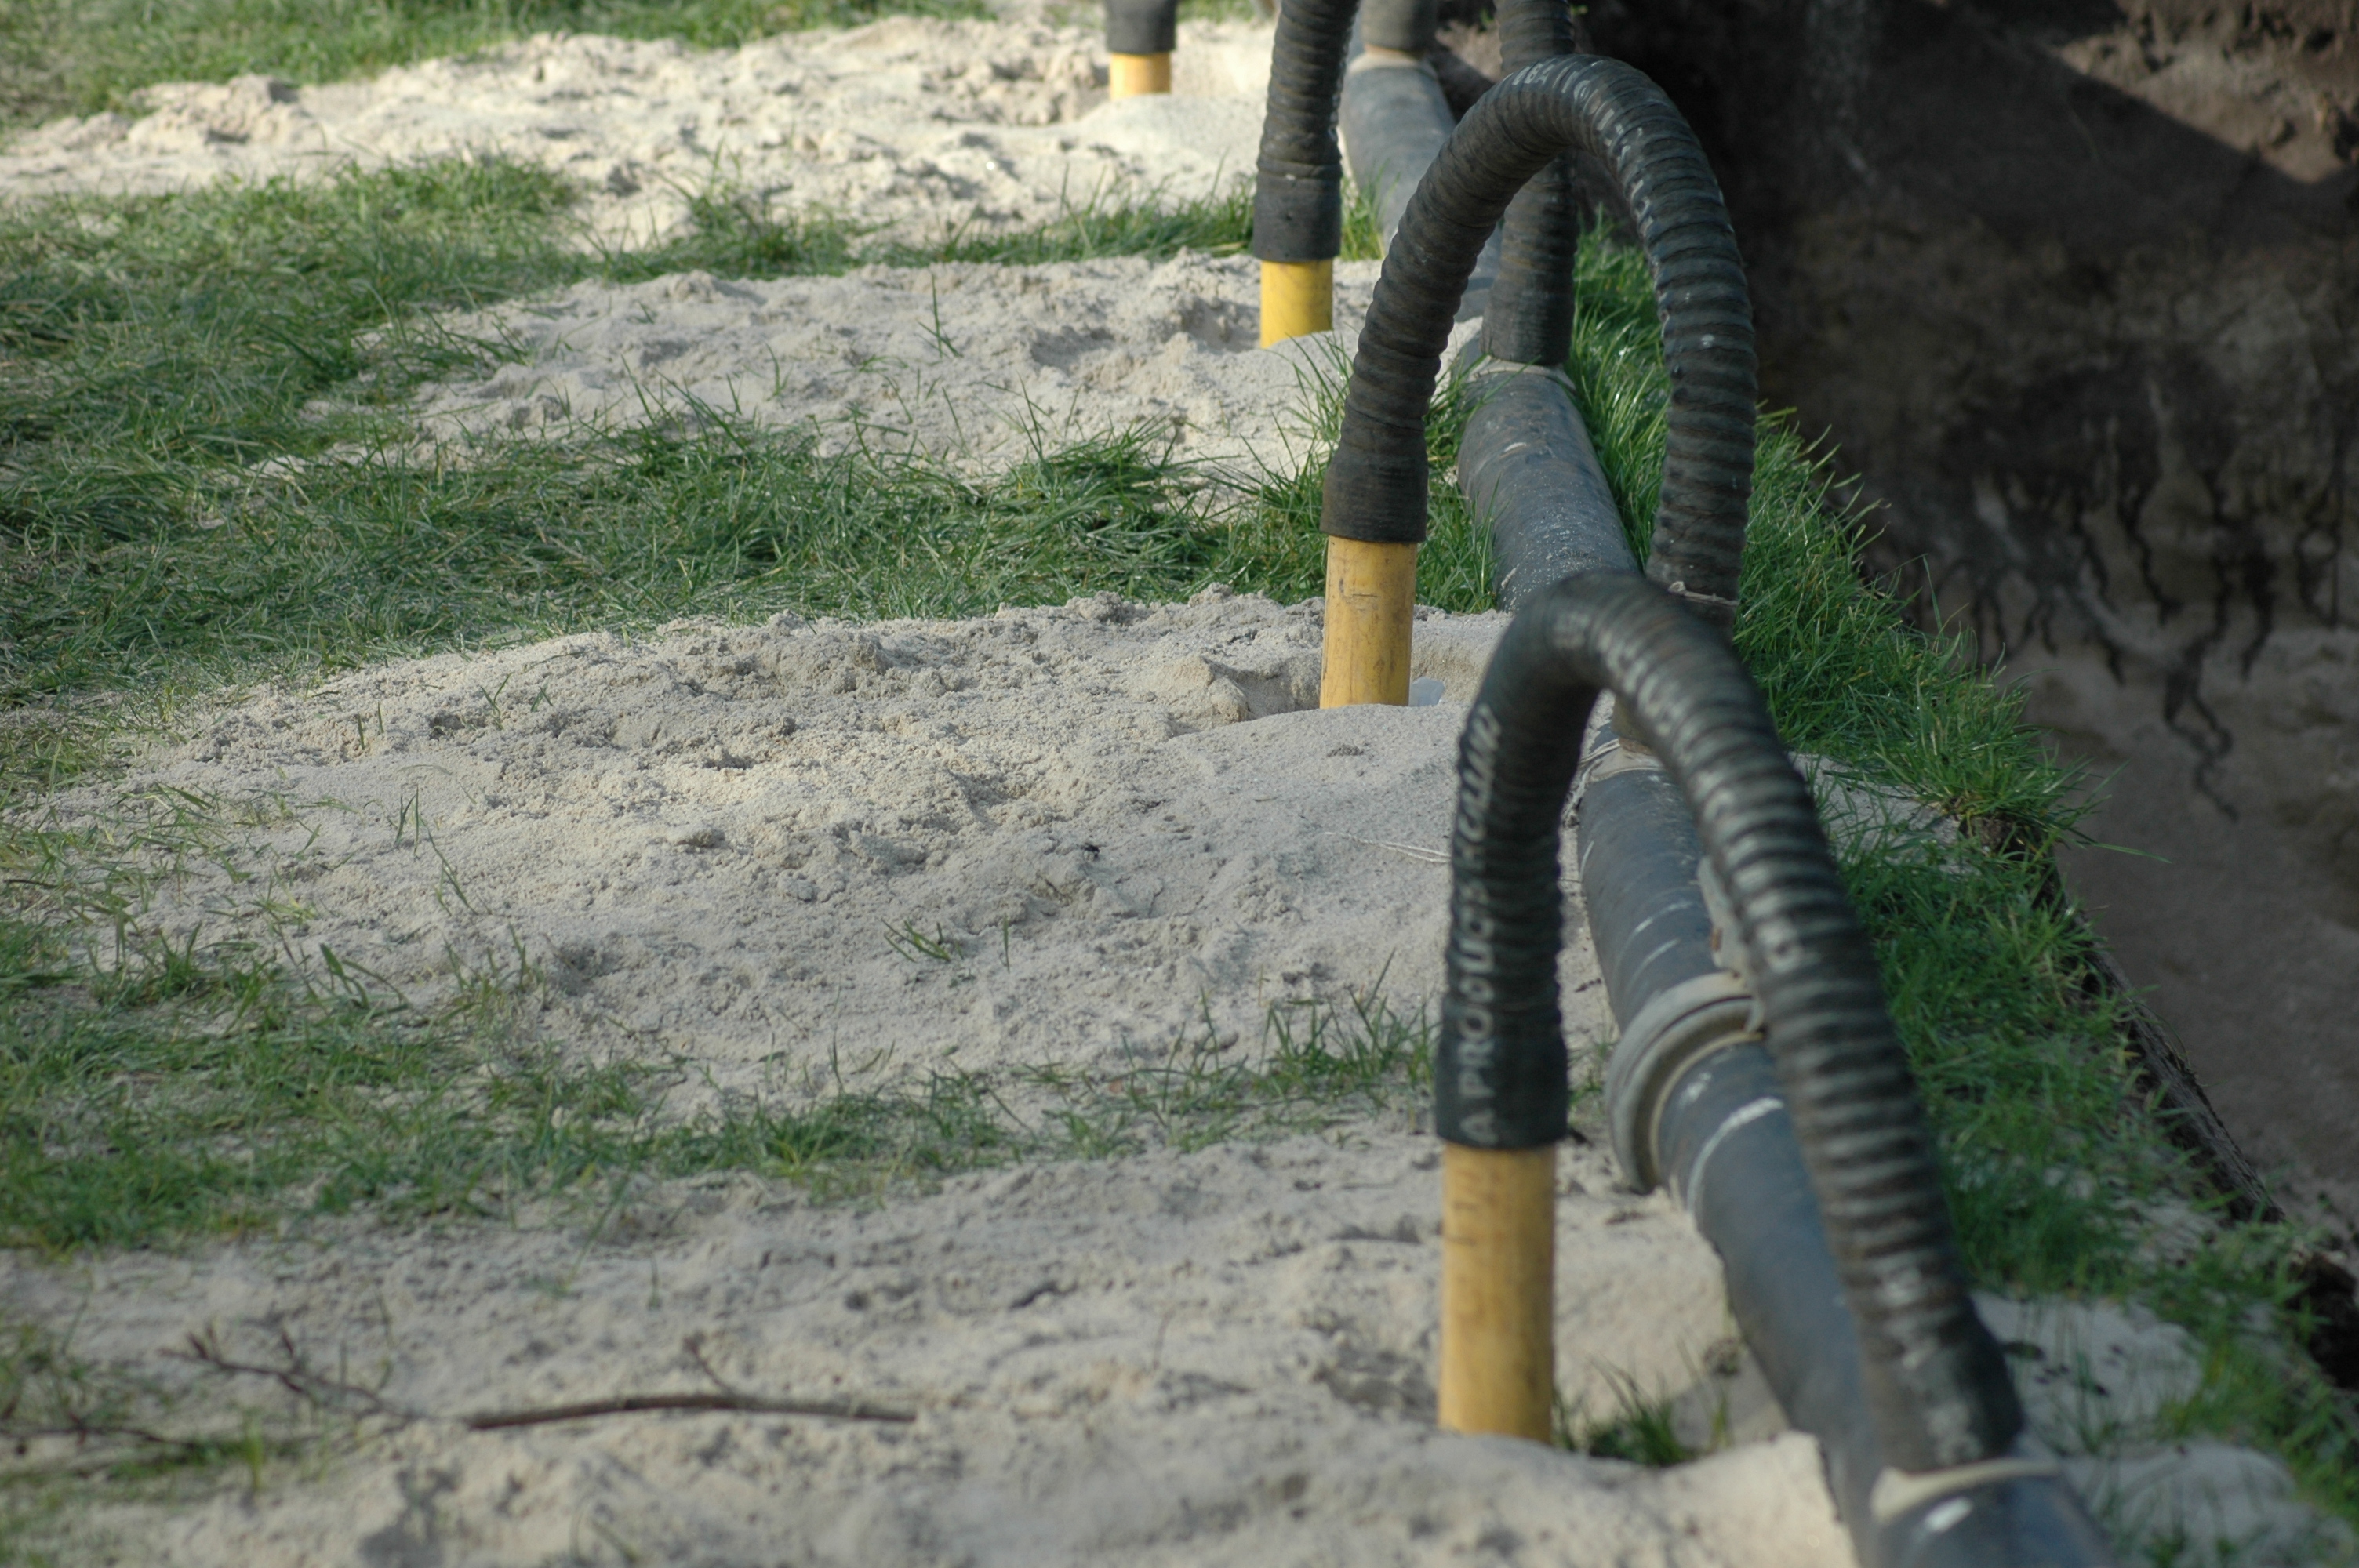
1103,0,1177,56
1477,0,1579,367
1438,572,2023,1473
1321,56,1755,623
1252,0,1356,262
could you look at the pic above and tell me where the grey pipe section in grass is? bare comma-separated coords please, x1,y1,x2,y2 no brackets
1441,572,2026,1472
1659,1042,2120,1567
1339,57,1503,318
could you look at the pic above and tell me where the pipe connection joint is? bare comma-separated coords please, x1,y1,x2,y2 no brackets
1604,968,1757,1192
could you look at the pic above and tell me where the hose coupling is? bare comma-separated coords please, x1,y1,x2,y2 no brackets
1604,968,1759,1191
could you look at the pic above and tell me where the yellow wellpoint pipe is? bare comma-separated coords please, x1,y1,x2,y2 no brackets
1107,52,1172,96
1259,258,1334,346
1318,536,1416,706
1438,1144,1557,1439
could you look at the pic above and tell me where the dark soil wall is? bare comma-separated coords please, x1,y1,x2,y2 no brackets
1579,2,2359,1235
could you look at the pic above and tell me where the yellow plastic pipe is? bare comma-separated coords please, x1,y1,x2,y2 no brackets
1438,1142,1557,1441
1259,258,1334,346
1108,52,1173,97
1318,536,1416,707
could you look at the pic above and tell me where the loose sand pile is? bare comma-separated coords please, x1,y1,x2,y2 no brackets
0,18,1274,247
1,16,2342,1566
102,594,1530,1105
399,253,1395,466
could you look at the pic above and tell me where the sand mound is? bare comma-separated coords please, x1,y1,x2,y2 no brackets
0,19,1275,247
71,594,1536,1104
22,1131,1834,1567
398,253,1398,466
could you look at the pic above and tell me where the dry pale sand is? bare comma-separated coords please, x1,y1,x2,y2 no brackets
0,18,1275,248
82,595,1536,1108
395,253,1400,469
0,16,2343,1567
14,597,2333,1566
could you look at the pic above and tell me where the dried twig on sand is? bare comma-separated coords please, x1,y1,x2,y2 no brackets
176,1327,914,1435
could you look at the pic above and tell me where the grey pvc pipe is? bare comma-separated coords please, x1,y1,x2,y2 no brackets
1449,191,2119,1568
1441,571,2119,1566
1340,57,1503,318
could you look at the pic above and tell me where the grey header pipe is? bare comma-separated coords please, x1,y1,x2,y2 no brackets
1315,43,2120,1559
1416,62,2118,1562
1443,577,2118,1564
1441,571,2023,1470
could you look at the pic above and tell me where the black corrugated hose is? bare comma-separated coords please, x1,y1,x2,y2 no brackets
1321,56,1754,630
1440,573,2025,1475
1333,51,2020,1476
1475,0,1579,368
1103,0,1178,57
1252,0,1357,266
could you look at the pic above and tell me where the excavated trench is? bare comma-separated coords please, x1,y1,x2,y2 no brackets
1565,0,2359,1247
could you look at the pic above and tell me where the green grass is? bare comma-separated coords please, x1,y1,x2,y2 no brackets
1557,1375,1698,1469
0,135,2351,1557
0,162,1293,702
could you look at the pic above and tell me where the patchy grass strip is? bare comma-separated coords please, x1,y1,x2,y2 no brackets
0,159,1434,705
0,783,1438,1252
